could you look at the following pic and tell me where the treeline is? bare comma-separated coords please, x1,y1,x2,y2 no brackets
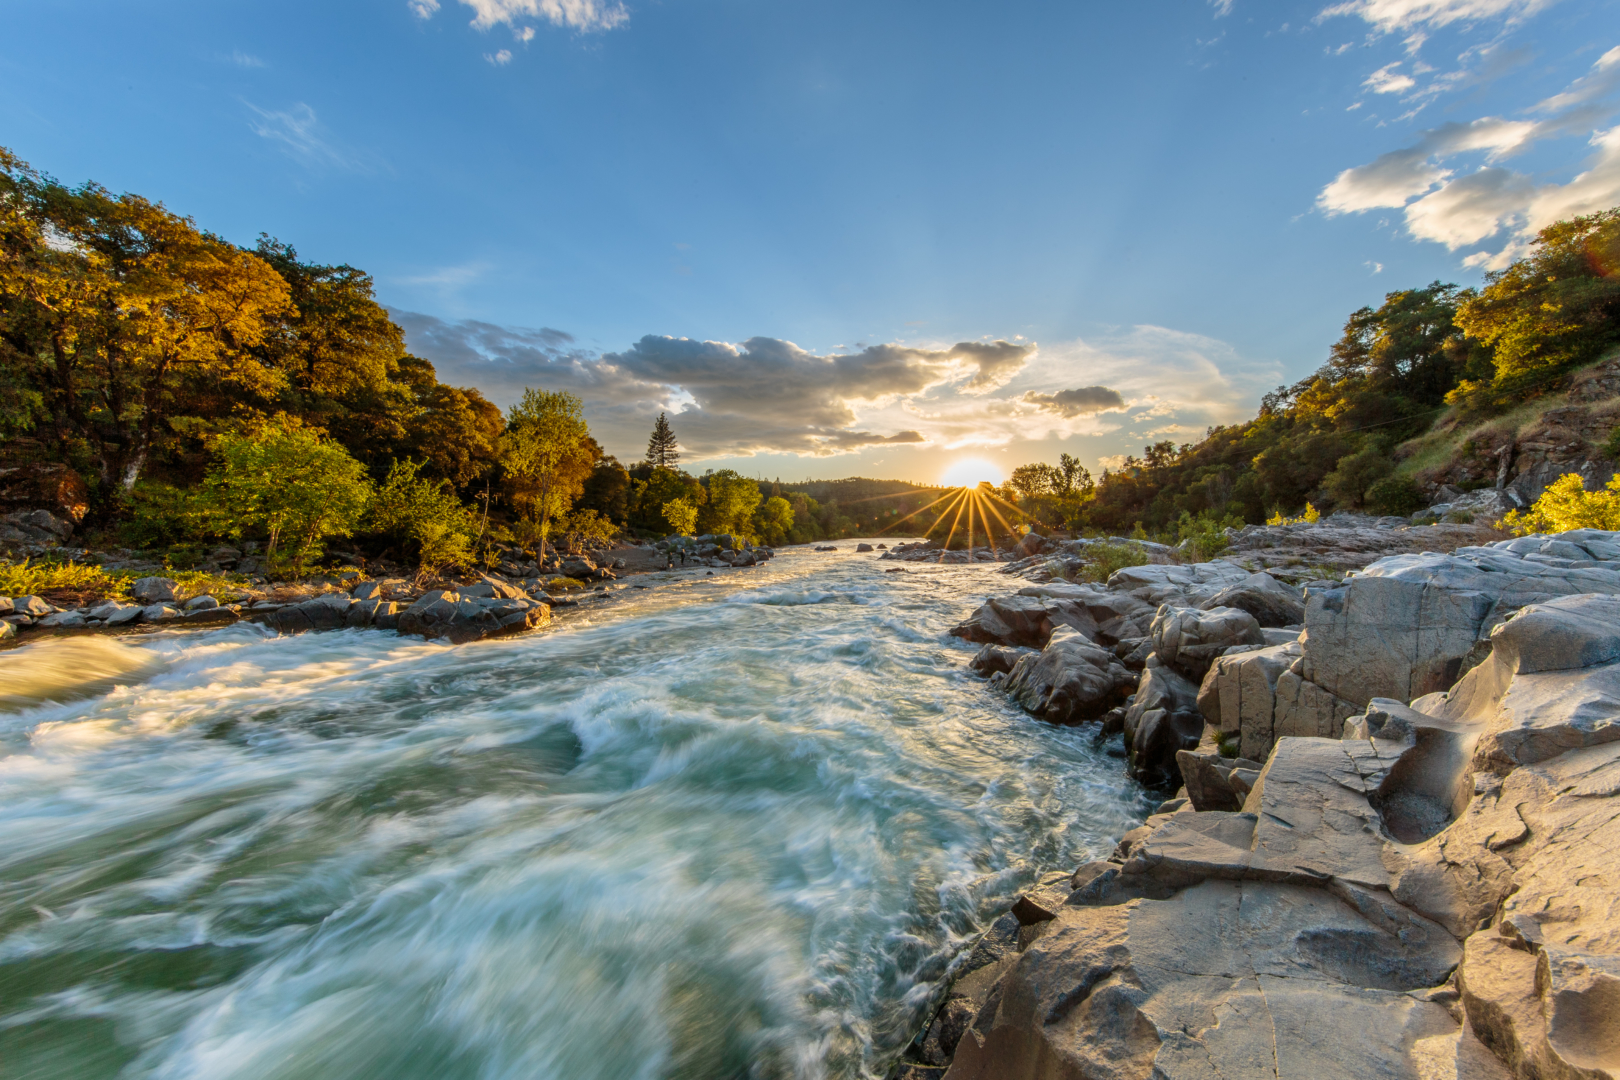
997,208,1620,537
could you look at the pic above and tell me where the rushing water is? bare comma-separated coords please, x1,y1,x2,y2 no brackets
0,546,1148,1080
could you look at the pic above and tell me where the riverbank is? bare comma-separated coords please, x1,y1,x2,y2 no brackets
892,520,1620,1080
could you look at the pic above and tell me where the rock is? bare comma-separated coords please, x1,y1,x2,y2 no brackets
463,573,526,600
950,595,1099,649
105,604,143,626
1001,626,1135,725
559,556,597,580
1148,604,1264,682
1196,637,1301,761
351,580,383,601
37,610,87,628
0,620,13,641
855,543,874,552
1270,667,1360,748
184,607,239,626
1123,657,1203,788
1202,571,1305,628
0,462,90,523
969,643,1033,677
184,595,219,611
0,597,11,617
1174,728,1264,813
397,590,550,644
131,577,179,604
13,595,52,617
1104,560,1253,608
141,604,180,622
263,593,354,633
0,509,75,544
346,598,399,628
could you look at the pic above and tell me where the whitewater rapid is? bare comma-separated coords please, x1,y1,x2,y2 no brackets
0,546,1149,1080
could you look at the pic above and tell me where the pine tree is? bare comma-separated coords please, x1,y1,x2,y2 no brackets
645,412,680,467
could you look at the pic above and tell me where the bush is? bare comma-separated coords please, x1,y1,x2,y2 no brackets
1074,540,1154,583
1176,511,1239,561
118,481,214,550
0,557,127,600
1365,476,1425,517
1501,473,1620,534
370,458,476,573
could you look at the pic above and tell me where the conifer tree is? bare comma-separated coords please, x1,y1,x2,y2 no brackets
645,412,680,467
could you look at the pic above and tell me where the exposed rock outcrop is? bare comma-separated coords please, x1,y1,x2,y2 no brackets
925,538,1620,1080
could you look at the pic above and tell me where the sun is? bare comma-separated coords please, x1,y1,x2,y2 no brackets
941,457,1004,488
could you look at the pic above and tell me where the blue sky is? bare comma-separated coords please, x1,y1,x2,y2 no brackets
5,0,1618,482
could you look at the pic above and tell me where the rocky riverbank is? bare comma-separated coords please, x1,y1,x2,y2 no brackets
0,537,777,646
895,523,1620,1080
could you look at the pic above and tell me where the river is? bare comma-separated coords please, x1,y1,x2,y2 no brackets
0,545,1148,1080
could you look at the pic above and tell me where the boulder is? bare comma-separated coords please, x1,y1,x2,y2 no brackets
184,595,219,611
183,607,239,626
0,597,11,617
0,462,90,523
397,590,550,644
1104,560,1253,609
13,595,52,617
855,543,874,552
1148,604,1264,682
950,595,1099,649
141,604,180,622
346,598,399,629
1001,626,1135,725
969,643,1034,677
1196,637,1302,761
0,621,13,641
1122,657,1203,788
131,577,179,604
105,604,143,626
37,610,87,628
0,509,74,544
1201,571,1304,628
263,593,354,633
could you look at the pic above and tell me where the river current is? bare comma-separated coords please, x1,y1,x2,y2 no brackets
0,546,1148,1080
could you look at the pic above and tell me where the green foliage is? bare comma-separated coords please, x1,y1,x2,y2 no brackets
1501,473,1620,534
500,388,592,555
1176,510,1239,560
202,419,373,575
1366,475,1425,517
0,557,128,599
1074,541,1154,583
369,457,476,573
556,509,618,553
699,469,763,538
662,496,699,536
752,495,794,546
645,412,679,467
1604,425,1620,462
118,481,215,549
1320,444,1393,509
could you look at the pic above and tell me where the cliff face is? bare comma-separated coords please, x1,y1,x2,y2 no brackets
922,529,1620,1080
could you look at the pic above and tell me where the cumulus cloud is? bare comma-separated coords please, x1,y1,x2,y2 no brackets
1318,49,1620,265
1021,386,1127,417
394,314,1037,458
415,0,628,32
1319,0,1554,33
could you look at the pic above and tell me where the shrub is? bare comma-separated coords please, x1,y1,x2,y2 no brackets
1265,502,1320,526
0,557,127,600
1176,510,1239,561
1075,540,1153,583
1501,473,1620,534
556,509,618,553
1365,476,1425,517
370,458,476,573
203,419,373,575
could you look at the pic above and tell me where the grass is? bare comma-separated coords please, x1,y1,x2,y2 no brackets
0,558,252,606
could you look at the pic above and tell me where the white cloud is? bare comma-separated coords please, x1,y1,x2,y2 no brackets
1365,62,1416,94
1318,0,1554,33
1210,0,1235,17
245,103,371,172
231,50,267,68
1318,49,1620,264
485,49,512,64
415,0,628,33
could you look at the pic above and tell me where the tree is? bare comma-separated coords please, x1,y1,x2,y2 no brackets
753,495,794,545
646,411,679,467
202,418,373,573
1502,472,1620,534
500,388,591,558
1449,209,1620,409
700,469,763,537
629,465,705,533
368,457,476,572
662,496,698,536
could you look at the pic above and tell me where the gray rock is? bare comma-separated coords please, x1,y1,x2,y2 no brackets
263,593,353,633
969,643,1034,677
105,604,143,626
131,577,179,604
1196,638,1302,761
0,597,12,616
184,595,219,611
37,610,87,628
141,604,181,621
1202,571,1305,628
13,595,52,617
1001,626,1135,725
1123,657,1203,788
855,543,874,552
351,580,382,601
0,620,13,641
398,590,549,644
1148,604,1264,682
1104,560,1253,608
184,606,239,626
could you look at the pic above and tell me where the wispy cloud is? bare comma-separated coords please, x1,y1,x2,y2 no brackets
246,103,374,172
485,49,512,64
1364,62,1417,93
229,50,267,68
1209,0,1235,17
1318,0,1556,34
1318,47,1620,267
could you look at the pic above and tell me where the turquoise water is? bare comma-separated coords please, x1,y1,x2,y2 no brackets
0,546,1147,1080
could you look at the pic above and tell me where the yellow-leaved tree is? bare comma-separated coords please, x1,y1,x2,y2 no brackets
1501,473,1620,535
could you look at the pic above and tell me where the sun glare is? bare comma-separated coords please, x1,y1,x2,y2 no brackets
941,457,1003,488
